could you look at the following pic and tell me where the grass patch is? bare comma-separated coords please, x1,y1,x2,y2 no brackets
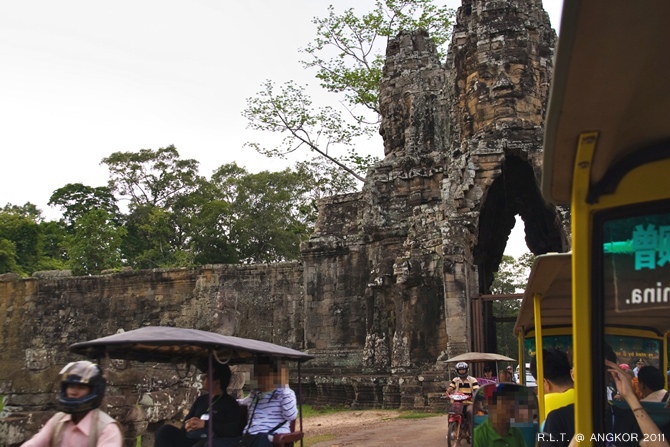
300,404,350,418
303,433,336,447
397,411,442,419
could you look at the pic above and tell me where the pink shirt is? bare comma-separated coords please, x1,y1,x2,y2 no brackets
21,410,122,447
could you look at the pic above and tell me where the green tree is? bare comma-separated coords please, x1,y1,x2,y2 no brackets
490,253,535,294
491,253,535,358
244,0,454,181
190,197,238,265
208,163,316,263
37,220,69,271
121,204,188,270
0,204,43,274
66,209,126,275
2,203,42,221
100,146,204,269
0,203,69,274
48,183,119,228
0,239,19,274
243,80,372,181
101,145,202,208
303,0,453,118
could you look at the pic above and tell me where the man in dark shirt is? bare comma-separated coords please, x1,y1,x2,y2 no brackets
154,362,243,446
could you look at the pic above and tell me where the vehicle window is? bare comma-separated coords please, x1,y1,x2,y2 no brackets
594,201,670,434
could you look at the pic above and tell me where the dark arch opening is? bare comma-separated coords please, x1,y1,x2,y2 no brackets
474,155,565,293
473,155,566,352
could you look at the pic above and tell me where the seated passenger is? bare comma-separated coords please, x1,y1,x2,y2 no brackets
473,384,526,447
506,366,517,383
603,361,670,447
498,369,512,383
530,349,574,419
215,358,298,447
479,366,496,385
154,362,243,447
638,366,670,403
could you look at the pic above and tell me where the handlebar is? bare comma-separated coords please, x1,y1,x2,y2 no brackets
446,393,471,402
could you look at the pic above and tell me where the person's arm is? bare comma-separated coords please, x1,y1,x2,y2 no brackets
238,392,253,407
606,360,670,447
281,388,298,422
183,395,207,431
446,379,457,395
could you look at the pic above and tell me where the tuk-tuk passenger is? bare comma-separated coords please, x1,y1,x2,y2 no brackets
154,362,243,447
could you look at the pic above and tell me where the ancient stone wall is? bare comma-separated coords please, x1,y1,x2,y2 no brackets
0,264,304,445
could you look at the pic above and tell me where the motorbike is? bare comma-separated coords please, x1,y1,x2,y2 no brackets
446,392,471,446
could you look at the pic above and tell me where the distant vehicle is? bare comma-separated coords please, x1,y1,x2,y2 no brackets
516,363,537,388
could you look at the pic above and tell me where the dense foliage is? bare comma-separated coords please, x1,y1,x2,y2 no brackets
491,253,535,359
0,146,333,276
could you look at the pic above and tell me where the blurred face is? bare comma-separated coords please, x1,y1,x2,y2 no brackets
457,368,467,376
66,383,91,399
494,395,516,414
255,364,280,391
199,374,222,392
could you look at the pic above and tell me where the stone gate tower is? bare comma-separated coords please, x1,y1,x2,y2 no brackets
301,0,569,380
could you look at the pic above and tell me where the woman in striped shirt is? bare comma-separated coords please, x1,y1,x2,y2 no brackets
237,358,298,446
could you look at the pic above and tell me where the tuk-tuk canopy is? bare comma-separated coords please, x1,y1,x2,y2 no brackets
542,0,670,205
442,352,516,363
69,326,314,364
513,253,670,337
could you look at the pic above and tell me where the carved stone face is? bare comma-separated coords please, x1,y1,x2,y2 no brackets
460,57,545,137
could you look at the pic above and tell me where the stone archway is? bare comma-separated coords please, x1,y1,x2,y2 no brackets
475,155,565,293
473,155,567,353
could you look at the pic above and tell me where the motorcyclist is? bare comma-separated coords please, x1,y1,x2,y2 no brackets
21,360,122,447
446,362,480,428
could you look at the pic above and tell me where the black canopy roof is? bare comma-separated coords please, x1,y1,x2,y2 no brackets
69,326,314,364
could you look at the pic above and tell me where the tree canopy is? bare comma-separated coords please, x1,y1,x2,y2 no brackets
243,0,454,183
1,148,325,276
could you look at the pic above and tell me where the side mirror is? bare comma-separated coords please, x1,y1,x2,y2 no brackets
472,383,539,447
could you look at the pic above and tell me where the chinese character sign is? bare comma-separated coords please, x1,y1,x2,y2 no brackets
602,211,670,312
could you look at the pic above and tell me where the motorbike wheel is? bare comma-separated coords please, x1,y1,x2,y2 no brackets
447,420,460,447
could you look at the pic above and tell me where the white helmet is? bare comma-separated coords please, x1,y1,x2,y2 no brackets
455,362,469,378
57,361,106,414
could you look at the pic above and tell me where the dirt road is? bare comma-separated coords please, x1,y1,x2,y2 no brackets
301,410,466,447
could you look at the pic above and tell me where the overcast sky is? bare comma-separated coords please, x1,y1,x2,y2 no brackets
0,0,563,256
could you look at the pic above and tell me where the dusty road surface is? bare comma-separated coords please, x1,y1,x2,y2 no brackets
301,410,468,447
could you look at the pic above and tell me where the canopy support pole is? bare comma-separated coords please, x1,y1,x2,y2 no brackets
207,350,214,442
